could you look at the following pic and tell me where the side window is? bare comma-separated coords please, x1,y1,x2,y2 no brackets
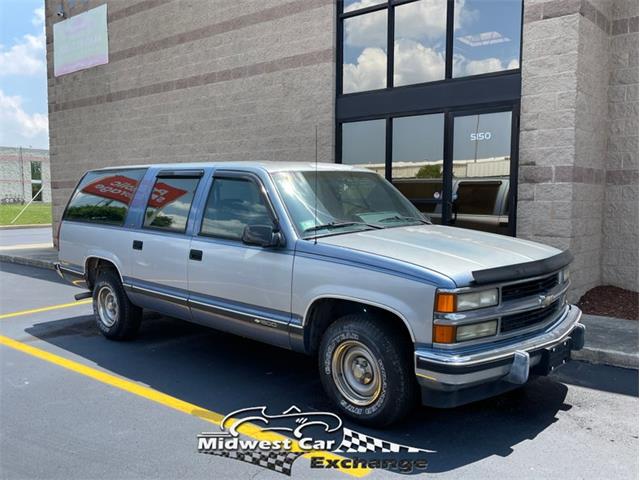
201,177,272,240
64,169,146,226
143,176,200,232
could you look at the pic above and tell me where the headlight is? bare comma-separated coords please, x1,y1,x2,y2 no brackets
432,319,498,343
560,267,571,284
456,320,498,342
435,289,499,313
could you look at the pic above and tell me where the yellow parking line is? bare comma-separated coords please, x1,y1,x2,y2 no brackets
0,334,369,477
0,299,92,320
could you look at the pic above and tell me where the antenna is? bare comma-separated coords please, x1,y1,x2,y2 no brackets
314,125,318,245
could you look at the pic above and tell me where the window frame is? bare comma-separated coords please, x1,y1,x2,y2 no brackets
197,171,281,243
141,170,203,234
337,0,524,96
61,167,148,227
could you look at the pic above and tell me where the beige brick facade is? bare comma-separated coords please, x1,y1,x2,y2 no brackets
519,0,638,300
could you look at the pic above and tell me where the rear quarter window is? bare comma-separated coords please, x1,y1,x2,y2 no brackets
63,169,147,226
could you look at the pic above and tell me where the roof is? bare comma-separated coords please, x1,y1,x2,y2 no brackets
92,161,371,174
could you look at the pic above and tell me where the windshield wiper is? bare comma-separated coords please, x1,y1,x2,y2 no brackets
377,215,430,225
302,221,382,235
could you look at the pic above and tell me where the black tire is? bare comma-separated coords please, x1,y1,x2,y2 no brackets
318,314,417,427
92,268,141,340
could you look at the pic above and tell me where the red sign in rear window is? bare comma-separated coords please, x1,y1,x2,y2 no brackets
82,175,187,209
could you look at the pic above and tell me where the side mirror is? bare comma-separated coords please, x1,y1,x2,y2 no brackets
242,225,283,248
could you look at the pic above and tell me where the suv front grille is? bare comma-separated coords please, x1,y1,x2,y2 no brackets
500,300,562,333
501,273,559,302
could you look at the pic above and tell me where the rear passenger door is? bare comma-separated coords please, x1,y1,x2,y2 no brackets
128,169,202,321
187,171,293,348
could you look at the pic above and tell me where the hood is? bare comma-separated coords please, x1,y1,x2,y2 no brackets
317,224,561,286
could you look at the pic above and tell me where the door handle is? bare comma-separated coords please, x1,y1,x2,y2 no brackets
132,240,143,250
189,249,203,261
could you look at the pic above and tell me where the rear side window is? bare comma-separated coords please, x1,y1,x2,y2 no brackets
143,176,200,233
200,177,272,240
64,169,146,226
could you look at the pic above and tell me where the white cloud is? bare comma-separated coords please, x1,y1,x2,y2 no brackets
344,8,387,49
0,32,46,76
343,47,387,94
455,56,519,76
394,39,445,86
0,89,49,149
0,7,46,76
32,7,45,26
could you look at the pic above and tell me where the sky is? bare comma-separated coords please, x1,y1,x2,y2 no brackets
0,0,49,149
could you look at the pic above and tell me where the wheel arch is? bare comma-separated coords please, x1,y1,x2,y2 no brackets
84,256,125,291
302,295,416,355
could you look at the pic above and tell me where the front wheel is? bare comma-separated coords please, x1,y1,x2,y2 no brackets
93,269,141,340
318,314,417,427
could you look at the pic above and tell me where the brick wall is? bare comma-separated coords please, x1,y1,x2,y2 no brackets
602,0,639,288
46,0,336,228
519,0,638,300
0,147,51,204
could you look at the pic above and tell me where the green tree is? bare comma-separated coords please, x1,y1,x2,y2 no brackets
416,164,442,179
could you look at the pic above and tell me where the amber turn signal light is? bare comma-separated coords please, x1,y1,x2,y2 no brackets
435,292,456,313
433,324,456,343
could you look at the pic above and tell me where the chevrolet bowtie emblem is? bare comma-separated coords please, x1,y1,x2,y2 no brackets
539,294,555,308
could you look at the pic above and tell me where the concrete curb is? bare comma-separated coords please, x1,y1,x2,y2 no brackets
573,348,638,370
0,254,56,270
0,224,52,230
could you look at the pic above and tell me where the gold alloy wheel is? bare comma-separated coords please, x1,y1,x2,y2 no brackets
331,340,382,406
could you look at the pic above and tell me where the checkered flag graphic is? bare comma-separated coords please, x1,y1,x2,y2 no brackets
336,428,433,454
200,448,303,476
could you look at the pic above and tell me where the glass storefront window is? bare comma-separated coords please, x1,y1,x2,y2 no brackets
453,0,522,78
391,113,444,215
342,9,388,94
342,119,386,174
452,111,512,234
394,0,446,87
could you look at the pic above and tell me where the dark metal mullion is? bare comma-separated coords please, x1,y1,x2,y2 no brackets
442,111,454,225
508,104,520,236
339,1,389,19
387,4,394,89
445,0,454,79
385,117,393,181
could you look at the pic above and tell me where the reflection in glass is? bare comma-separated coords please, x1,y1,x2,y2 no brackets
342,119,386,174
201,178,271,240
453,0,522,78
343,9,387,93
343,0,386,13
452,111,512,234
64,169,146,225
144,177,199,232
394,0,446,86
392,114,444,216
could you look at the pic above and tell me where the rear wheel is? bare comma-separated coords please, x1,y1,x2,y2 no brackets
318,314,417,427
93,269,141,340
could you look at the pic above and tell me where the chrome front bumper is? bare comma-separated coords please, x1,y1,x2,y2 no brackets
415,305,584,406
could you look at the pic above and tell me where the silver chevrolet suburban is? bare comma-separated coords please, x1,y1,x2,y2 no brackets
56,162,585,427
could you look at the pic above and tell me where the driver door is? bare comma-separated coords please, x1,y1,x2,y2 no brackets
187,171,293,348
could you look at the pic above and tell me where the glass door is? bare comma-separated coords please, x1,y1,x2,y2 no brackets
445,108,517,236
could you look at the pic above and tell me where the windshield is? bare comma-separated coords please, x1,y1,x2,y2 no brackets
271,170,428,239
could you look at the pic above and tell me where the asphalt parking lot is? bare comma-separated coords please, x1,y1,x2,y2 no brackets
1,261,638,479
